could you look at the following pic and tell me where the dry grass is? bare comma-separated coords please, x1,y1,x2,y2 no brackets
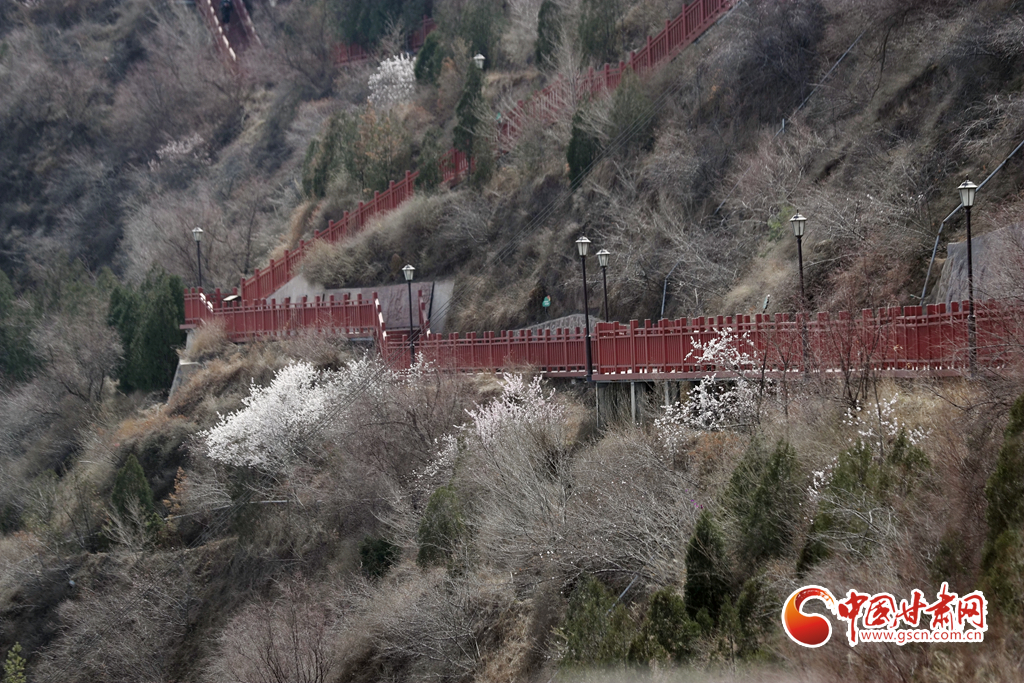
181,319,230,362
300,191,483,288
165,344,285,422
0,532,46,604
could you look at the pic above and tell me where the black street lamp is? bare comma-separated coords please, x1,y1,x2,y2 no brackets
958,178,978,376
790,213,809,370
596,249,611,321
192,226,204,289
790,213,806,305
576,236,593,382
402,264,416,367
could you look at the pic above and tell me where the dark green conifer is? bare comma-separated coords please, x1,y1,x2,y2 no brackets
981,394,1024,621
535,0,561,68
454,67,483,157
683,511,730,624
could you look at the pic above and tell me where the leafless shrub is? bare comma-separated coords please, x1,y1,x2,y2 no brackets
561,430,705,583
253,0,338,98
33,554,200,683
109,2,244,162
724,0,827,127
501,0,544,67
29,308,121,408
103,495,158,555
207,578,339,683
121,182,274,290
637,128,703,215
444,378,702,584
340,365,476,486
0,532,46,605
338,564,516,681
167,456,233,522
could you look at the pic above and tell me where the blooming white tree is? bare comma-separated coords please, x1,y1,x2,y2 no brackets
655,328,764,452
202,358,389,473
843,393,928,449
465,374,567,446
416,374,567,483
368,53,415,110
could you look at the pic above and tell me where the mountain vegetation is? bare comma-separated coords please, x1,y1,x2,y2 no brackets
1,0,1023,681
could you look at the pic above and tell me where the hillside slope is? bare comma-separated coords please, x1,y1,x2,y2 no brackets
1,1,1023,682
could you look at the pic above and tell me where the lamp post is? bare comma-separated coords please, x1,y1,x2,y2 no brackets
790,213,806,305
576,236,593,382
402,264,416,367
958,178,978,376
596,249,611,320
790,213,808,370
473,53,486,70
192,226,204,289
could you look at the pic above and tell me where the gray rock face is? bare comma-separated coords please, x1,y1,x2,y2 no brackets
931,224,1024,305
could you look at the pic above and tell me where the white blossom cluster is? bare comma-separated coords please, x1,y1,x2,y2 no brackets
843,393,929,447
465,374,566,447
655,328,763,452
808,461,836,505
418,433,459,481
147,133,205,173
415,374,567,484
368,53,415,110
202,357,389,472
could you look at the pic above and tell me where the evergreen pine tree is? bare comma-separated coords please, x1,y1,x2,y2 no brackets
535,0,561,68
628,588,700,663
567,109,600,189
730,440,803,570
107,283,141,386
0,269,38,381
110,270,185,392
2,643,26,683
683,511,730,624
416,128,443,190
981,394,1024,621
454,67,483,157
111,453,158,520
414,31,443,84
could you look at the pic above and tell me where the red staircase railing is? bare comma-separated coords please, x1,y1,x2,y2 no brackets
497,0,734,150
197,0,237,62
232,171,418,303
197,0,260,63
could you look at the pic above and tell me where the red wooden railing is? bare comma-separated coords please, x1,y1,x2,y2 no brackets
233,171,418,303
439,149,473,185
184,287,381,341
335,16,438,65
378,300,1024,379
497,0,734,151
335,43,373,65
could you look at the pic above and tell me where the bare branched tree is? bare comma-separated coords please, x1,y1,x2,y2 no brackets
210,578,338,683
